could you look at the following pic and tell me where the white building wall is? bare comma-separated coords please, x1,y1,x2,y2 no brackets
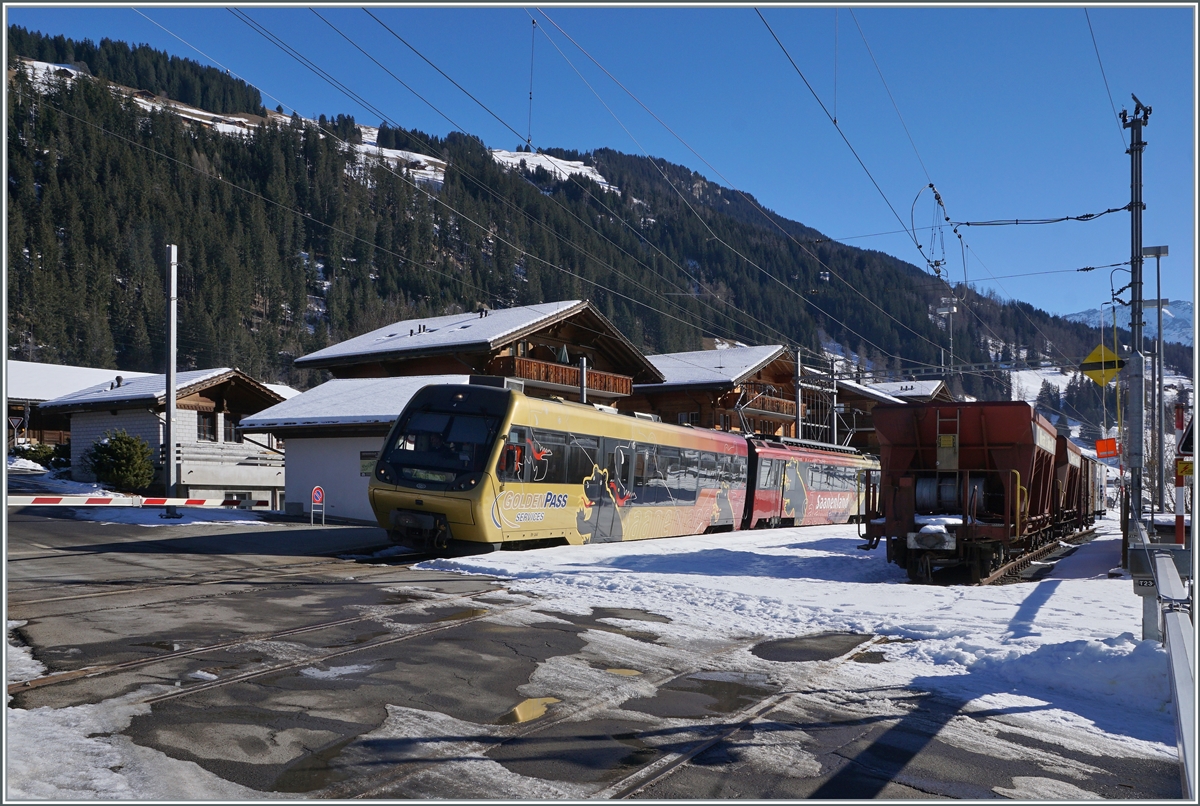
69,409,162,481
285,436,387,524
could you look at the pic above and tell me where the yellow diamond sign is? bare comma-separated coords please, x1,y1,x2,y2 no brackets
1080,344,1125,387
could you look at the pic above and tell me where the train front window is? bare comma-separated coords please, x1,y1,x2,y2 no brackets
384,409,501,484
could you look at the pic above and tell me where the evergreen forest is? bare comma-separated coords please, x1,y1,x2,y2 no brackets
7,28,1188,415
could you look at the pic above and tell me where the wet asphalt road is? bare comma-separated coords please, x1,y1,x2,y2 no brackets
6,508,1182,799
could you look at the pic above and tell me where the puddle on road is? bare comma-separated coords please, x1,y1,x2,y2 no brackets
132,640,178,653
590,608,671,624
497,697,561,725
272,736,357,793
434,608,488,622
751,632,873,663
605,668,643,676
621,671,777,718
537,607,666,643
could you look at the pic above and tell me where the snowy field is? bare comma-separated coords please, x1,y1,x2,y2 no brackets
5,513,1176,798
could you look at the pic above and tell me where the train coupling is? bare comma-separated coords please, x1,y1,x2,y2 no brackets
389,508,452,551
907,525,956,552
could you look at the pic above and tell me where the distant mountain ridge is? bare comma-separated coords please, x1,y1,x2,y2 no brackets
1064,300,1193,346
6,25,1192,392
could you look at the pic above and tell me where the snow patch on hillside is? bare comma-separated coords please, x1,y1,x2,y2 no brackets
491,150,618,194
1065,300,1193,347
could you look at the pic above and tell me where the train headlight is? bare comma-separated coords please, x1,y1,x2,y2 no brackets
451,472,483,491
376,462,394,484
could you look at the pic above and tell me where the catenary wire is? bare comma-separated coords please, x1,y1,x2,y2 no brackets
313,10,790,352
532,10,945,371
225,9,768,353
1083,8,1128,151
535,8,960,369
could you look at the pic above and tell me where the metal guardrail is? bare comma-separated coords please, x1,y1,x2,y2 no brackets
1130,521,1194,799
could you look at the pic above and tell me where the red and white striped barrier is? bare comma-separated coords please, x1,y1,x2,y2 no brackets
7,496,271,509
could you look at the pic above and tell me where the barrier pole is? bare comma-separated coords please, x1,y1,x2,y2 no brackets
1176,405,1186,545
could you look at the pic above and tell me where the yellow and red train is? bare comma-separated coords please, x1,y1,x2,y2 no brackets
368,381,878,553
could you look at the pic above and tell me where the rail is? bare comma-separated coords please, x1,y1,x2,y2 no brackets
1131,521,1194,799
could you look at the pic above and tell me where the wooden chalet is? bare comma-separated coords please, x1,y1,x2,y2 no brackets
621,345,804,437
293,300,663,401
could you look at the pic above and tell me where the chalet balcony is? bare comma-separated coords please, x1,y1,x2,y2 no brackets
487,356,632,398
741,383,798,419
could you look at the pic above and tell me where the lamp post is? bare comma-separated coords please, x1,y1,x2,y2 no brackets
1143,245,1168,512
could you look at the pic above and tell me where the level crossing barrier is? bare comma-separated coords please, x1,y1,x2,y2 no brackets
7,495,271,509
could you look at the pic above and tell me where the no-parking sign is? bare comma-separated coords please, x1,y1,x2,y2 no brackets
312,486,324,505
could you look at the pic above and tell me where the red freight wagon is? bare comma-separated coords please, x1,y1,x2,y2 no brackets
863,401,1066,582
743,438,879,529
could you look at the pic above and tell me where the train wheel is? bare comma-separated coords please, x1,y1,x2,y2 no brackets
906,552,931,583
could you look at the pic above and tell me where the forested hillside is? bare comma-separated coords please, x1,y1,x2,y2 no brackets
7,29,1186,396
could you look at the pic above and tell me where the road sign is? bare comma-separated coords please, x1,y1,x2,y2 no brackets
311,486,324,505
1080,344,1125,387
1096,438,1119,459
8,417,24,432
1178,459,1194,477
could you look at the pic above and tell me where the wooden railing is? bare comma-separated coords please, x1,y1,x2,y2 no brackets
487,356,632,396
741,383,798,418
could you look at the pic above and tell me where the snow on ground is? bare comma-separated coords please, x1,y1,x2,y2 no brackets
5,514,1175,797
421,513,1176,754
7,455,47,473
8,623,267,798
7,469,129,497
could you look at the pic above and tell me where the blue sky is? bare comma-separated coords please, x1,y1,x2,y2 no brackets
7,5,1196,320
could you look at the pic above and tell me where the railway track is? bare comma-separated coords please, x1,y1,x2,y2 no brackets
8,546,429,608
317,635,887,800
979,527,1097,586
7,588,505,699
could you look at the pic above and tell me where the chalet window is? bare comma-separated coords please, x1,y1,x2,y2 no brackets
197,412,217,442
223,414,243,443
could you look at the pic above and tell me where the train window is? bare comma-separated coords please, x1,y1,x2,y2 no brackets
699,452,718,488
652,447,679,505
605,439,634,492
672,449,699,504
530,429,568,484
498,427,530,483
567,434,600,483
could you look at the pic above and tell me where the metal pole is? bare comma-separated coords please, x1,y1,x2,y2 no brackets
579,355,587,404
1156,253,1166,511
1123,98,1150,528
794,349,802,440
165,244,179,518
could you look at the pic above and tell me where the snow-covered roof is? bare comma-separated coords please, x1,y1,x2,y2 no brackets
295,301,584,368
835,377,905,404
263,383,302,400
240,375,470,434
5,361,155,403
635,345,787,391
39,368,281,412
294,300,661,381
866,380,949,400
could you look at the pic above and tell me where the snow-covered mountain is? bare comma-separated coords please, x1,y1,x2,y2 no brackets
1064,300,1193,346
